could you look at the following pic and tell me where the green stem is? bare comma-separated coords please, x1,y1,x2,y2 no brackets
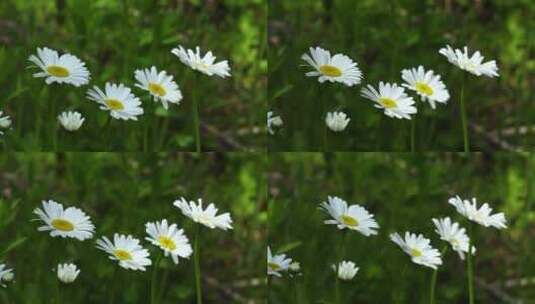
467,223,474,304
56,279,62,304
192,73,201,153
410,117,415,152
194,226,202,304
460,73,469,152
109,267,117,304
430,246,448,304
151,251,163,304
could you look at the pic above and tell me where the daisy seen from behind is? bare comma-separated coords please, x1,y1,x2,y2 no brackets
325,111,350,132
57,263,80,283
33,200,95,241
439,45,499,77
0,112,12,135
267,246,292,277
134,66,183,109
268,111,283,135
28,47,90,87
145,219,193,264
96,234,151,271
432,217,473,260
361,82,417,119
390,232,442,269
0,264,14,287
58,111,84,131
86,82,143,121
401,66,450,109
173,197,233,230
332,261,359,281
301,46,363,87
448,195,507,229
319,196,379,236
171,45,231,78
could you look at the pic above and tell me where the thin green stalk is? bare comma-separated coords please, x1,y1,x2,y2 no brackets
192,73,201,153
460,73,469,152
194,226,202,304
109,267,117,304
467,223,475,304
410,117,415,152
151,251,163,304
56,279,62,304
430,246,448,304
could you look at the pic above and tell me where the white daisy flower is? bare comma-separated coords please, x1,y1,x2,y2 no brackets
267,246,292,277
171,45,231,78
267,111,283,135
0,112,12,135
332,261,359,281
325,111,350,132
86,83,144,121
439,45,499,78
134,66,183,109
319,196,379,236
289,261,301,273
0,264,14,287
145,219,193,264
28,47,90,86
448,195,507,229
401,66,450,109
361,82,417,119
96,234,152,271
57,263,80,283
301,46,363,87
173,197,233,230
58,111,84,131
390,232,442,270
432,217,474,260
33,200,95,241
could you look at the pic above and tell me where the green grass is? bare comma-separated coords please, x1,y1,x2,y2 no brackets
268,153,535,303
268,0,535,151
0,152,266,303
0,0,266,151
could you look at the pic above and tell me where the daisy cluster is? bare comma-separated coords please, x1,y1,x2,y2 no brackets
268,44,498,135
0,197,233,288
268,194,506,281
1,45,231,136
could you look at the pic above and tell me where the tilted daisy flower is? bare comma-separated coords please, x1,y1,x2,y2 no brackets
145,219,193,264
171,45,231,78
325,111,350,132
401,66,450,109
432,217,474,260
319,196,379,236
57,263,80,283
86,83,143,121
58,111,85,131
33,200,95,241
173,197,233,230
439,45,499,78
267,246,292,277
448,195,507,229
301,46,363,87
390,232,442,269
134,66,183,109
332,261,359,281
0,264,14,287
0,111,12,135
361,82,417,119
267,111,283,135
96,234,152,271
28,47,90,86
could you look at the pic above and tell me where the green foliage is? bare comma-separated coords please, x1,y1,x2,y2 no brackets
0,0,266,151
0,152,266,303
268,153,535,303
268,0,535,151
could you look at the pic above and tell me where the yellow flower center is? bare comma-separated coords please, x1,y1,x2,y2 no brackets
379,98,397,109
415,82,434,96
51,218,74,231
341,215,359,227
105,99,125,110
114,249,132,261
46,65,70,77
319,65,342,77
268,262,281,270
158,236,176,250
410,248,422,257
148,82,167,97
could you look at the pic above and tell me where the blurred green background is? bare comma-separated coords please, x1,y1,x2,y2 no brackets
268,153,535,303
0,152,266,303
0,0,266,151
268,0,534,151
